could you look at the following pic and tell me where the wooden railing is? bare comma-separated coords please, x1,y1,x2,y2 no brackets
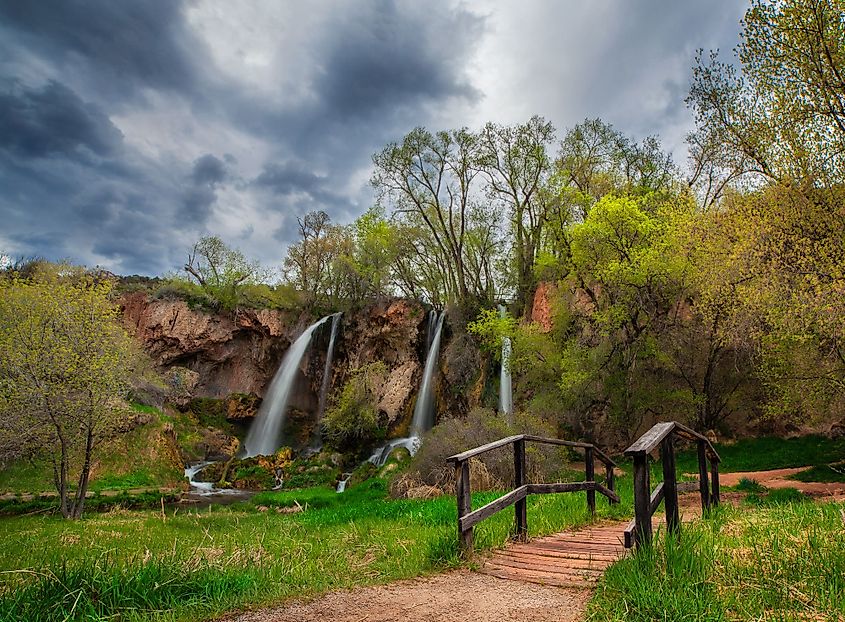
623,421,721,549
446,435,619,553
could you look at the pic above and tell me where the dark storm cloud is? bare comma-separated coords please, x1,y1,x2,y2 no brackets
311,1,480,122
0,0,203,100
0,0,747,275
192,154,228,186
0,80,123,159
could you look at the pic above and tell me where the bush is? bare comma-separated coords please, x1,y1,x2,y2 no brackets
322,362,388,453
405,408,573,490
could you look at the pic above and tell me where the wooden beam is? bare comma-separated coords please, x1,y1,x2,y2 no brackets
513,438,527,539
585,446,596,515
459,485,529,532
447,435,523,464
457,460,473,552
594,482,620,504
661,436,679,535
648,482,666,516
632,453,652,547
527,482,592,494
697,440,711,511
624,422,675,456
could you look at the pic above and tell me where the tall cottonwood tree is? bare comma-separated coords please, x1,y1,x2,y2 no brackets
0,273,135,518
372,127,492,304
478,116,555,315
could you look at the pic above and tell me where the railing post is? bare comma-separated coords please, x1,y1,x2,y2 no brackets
697,440,711,512
513,438,527,539
632,454,652,547
456,460,473,554
661,435,679,535
585,446,596,515
605,461,617,504
710,460,720,507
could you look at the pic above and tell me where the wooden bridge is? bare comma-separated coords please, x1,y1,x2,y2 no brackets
446,421,721,587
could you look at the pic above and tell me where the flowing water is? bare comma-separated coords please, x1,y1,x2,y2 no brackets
368,311,445,467
244,315,333,457
498,304,513,419
336,472,352,493
317,313,342,421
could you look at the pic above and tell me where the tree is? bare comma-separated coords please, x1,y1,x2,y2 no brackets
688,0,845,188
478,116,556,314
372,127,492,305
0,273,135,518
184,235,266,309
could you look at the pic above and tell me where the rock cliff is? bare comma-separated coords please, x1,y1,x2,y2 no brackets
121,294,428,438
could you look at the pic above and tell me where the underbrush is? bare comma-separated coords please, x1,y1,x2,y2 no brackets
588,501,845,621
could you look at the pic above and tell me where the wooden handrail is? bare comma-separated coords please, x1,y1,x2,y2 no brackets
624,421,720,463
623,421,721,549
448,434,618,468
449,435,618,554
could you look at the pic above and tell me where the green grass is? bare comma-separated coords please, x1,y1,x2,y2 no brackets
790,463,845,483
0,477,631,621
588,500,845,621
676,435,845,474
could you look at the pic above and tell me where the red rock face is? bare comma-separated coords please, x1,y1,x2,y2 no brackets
120,293,295,398
121,294,429,431
531,281,558,332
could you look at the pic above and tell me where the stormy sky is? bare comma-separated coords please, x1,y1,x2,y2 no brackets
0,0,746,276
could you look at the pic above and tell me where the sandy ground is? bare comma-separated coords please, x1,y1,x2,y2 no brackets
222,571,591,622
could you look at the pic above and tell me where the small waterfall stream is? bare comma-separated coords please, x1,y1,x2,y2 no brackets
244,314,333,457
317,313,342,421
498,304,513,419
368,311,445,467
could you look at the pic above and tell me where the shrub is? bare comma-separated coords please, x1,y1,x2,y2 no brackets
322,362,388,453
405,408,572,490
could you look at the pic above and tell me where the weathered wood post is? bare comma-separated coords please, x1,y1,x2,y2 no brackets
585,446,596,515
605,461,617,504
710,459,720,507
456,459,473,553
632,453,652,546
697,439,711,511
661,435,679,535
513,438,527,539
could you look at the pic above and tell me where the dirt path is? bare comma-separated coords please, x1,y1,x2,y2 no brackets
716,467,845,497
223,570,590,622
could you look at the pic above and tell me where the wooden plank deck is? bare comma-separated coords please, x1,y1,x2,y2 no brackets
478,523,627,588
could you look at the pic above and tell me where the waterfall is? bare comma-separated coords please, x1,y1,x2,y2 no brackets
336,472,352,493
244,315,333,457
411,311,444,434
426,309,436,349
367,312,445,467
317,312,342,420
498,304,513,418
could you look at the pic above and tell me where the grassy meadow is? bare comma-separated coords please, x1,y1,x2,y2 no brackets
1,433,843,621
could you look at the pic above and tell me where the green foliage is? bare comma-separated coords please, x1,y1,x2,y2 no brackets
322,362,388,453
0,272,138,518
588,502,845,621
467,309,517,360
183,235,269,311
790,463,845,484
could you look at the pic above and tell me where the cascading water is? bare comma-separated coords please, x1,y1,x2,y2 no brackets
336,472,352,493
411,312,444,434
425,309,436,349
498,304,513,419
368,311,445,467
244,315,333,457
317,313,342,420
